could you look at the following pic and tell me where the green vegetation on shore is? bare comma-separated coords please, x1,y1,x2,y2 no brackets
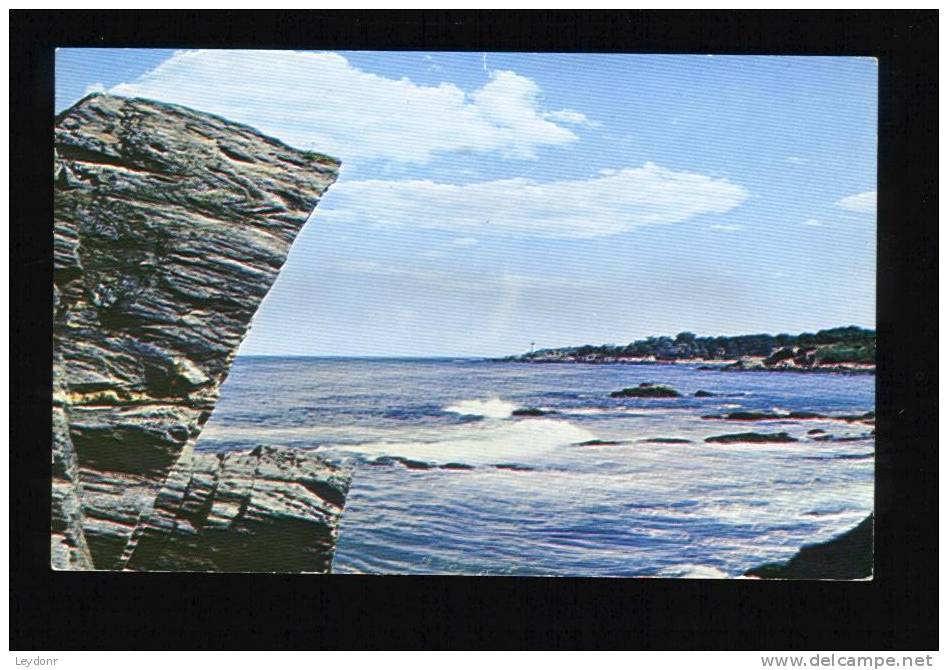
504,325,875,370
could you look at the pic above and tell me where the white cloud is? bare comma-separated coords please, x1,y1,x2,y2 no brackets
711,224,742,232
803,218,822,226
598,168,617,176
452,237,478,247
320,162,749,239
109,50,580,164
544,108,601,128
786,156,808,164
835,190,876,215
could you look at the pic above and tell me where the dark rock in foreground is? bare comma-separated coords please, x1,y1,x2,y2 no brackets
610,383,682,398
576,439,624,446
52,94,344,571
124,446,350,573
706,432,798,444
745,514,873,580
641,437,692,444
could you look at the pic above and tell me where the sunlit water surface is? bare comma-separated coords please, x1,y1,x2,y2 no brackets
199,358,874,577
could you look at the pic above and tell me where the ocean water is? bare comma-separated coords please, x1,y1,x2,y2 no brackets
198,358,875,577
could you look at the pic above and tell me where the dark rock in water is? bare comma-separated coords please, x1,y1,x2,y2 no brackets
576,439,624,446
693,390,716,397
371,455,446,470
641,437,692,444
745,514,873,579
800,452,875,461
724,411,781,421
494,463,534,472
52,94,343,571
703,410,868,423
812,434,873,443
512,407,555,416
839,411,875,424
788,411,825,420
702,411,787,421
706,432,798,444
124,446,350,573
394,457,434,470
441,462,475,470
807,428,827,435
610,383,682,398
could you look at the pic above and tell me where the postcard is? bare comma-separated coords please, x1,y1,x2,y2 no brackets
52,50,876,578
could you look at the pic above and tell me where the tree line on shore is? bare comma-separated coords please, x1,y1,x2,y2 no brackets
511,326,875,364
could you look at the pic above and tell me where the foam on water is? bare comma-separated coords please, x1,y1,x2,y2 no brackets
444,397,518,419
655,564,731,579
202,358,875,577
338,414,596,466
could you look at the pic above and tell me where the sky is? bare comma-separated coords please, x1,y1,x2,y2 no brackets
56,50,877,357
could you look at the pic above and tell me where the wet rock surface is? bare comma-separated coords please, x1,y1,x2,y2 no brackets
52,94,345,571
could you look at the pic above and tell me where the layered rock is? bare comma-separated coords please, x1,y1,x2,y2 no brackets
53,93,346,571
123,447,350,573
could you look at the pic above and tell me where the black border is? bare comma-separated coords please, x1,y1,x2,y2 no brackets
10,10,938,650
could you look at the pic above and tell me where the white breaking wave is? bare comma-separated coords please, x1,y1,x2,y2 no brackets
340,417,596,466
655,564,731,579
444,397,519,419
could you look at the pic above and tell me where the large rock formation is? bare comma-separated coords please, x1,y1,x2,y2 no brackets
53,93,348,572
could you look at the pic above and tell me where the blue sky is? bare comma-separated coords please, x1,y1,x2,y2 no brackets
56,50,877,356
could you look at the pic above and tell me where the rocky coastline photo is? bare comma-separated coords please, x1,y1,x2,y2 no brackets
52,50,876,579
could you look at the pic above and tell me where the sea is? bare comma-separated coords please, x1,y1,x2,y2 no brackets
197,357,875,577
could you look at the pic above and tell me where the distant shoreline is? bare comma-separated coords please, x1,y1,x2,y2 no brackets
502,356,876,375
499,326,876,374
232,355,875,374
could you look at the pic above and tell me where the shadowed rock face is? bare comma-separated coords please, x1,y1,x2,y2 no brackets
124,447,351,573
745,514,873,580
53,94,346,571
